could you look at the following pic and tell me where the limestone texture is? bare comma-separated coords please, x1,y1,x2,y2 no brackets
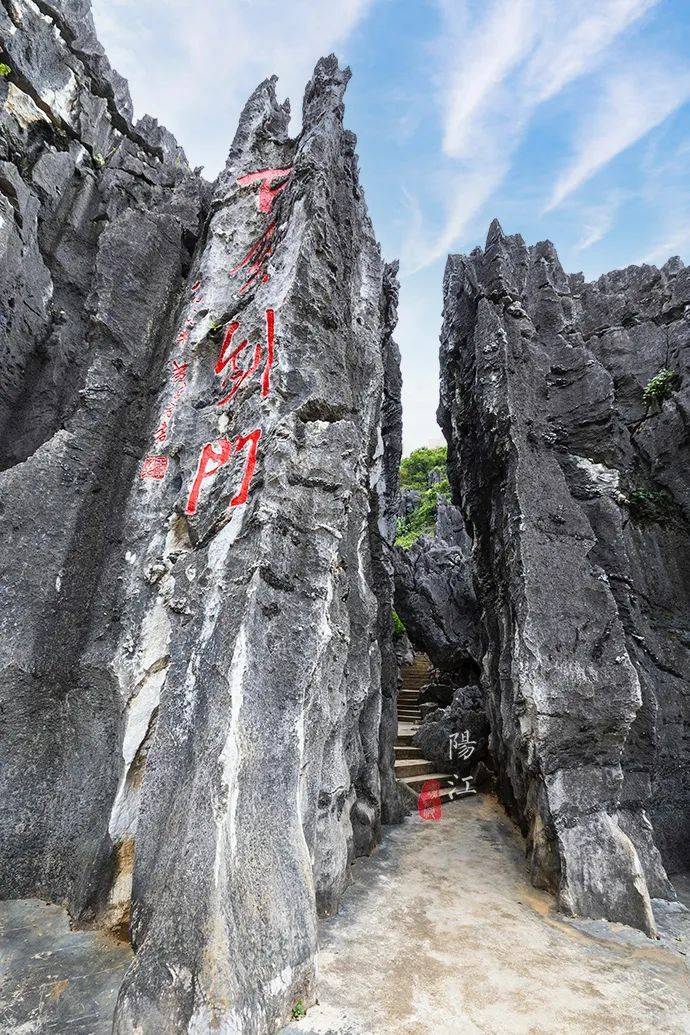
393,497,481,676
412,682,490,776
0,3,401,1031
439,220,689,935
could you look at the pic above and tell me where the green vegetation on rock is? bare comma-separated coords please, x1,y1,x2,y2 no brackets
291,1000,306,1020
396,446,451,549
642,368,680,410
392,609,406,640
625,486,678,526
0,63,12,78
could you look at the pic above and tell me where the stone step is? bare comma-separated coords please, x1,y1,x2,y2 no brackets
395,730,417,743
394,758,438,778
399,771,454,792
394,745,422,759
401,676,429,688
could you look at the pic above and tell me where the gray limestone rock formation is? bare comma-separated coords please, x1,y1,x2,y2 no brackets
393,497,481,675
439,220,689,935
412,682,489,775
0,4,401,1031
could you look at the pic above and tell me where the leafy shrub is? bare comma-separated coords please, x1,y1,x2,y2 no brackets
399,446,448,490
392,609,406,640
642,368,680,410
625,487,677,525
291,1000,306,1020
0,63,11,78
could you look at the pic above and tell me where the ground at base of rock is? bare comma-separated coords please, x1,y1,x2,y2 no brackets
0,898,131,1034
1,795,687,1034
284,795,689,1035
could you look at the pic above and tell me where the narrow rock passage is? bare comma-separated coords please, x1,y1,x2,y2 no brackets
285,796,690,1034
394,653,455,801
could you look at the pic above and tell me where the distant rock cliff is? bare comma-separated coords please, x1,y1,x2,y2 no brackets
0,2,401,1031
440,220,689,934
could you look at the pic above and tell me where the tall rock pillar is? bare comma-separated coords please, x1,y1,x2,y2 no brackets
0,6,401,1027
439,221,688,935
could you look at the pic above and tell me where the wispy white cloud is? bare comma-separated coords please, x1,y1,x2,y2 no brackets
571,188,633,250
402,0,661,271
92,0,375,176
546,61,690,211
573,191,629,251
642,231,690,265
637,132,690,266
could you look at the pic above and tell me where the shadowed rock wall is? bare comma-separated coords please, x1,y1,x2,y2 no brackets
439,220,689,935
393,497,481,675
0,3,401,1031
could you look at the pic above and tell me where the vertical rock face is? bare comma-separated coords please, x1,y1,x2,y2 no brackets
0,0,208,914
440,221,689,935
393,497,481,676
0,4,401,1031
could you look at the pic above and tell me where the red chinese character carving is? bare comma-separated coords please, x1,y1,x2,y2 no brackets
230,222,276,294
191,279,201,293
153,421,168,444
141,455,169,481
230,428,261,507
185,438,231,515
177,328,190,345
184,429,262,515
418,779,442,821
172,360,189,383
214,309,275,407
237,168,292,213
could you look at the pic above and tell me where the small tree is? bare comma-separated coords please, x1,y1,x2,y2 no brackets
396,446,451,549
399,446,448,490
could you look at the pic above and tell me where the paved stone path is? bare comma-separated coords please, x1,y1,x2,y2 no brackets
286,795,690,1035
1,796,687,1033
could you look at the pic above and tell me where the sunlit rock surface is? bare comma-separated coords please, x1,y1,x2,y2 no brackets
0,3,401,1030
439,220,689,934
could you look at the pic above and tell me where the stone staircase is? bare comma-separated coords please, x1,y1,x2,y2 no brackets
395,653,455,804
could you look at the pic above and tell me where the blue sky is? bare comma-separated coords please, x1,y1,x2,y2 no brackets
93,0,690,452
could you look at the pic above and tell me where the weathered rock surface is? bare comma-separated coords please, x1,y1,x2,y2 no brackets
0,4,401,1031
412,683,489,775
393,498,481,675
439,220,689,935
